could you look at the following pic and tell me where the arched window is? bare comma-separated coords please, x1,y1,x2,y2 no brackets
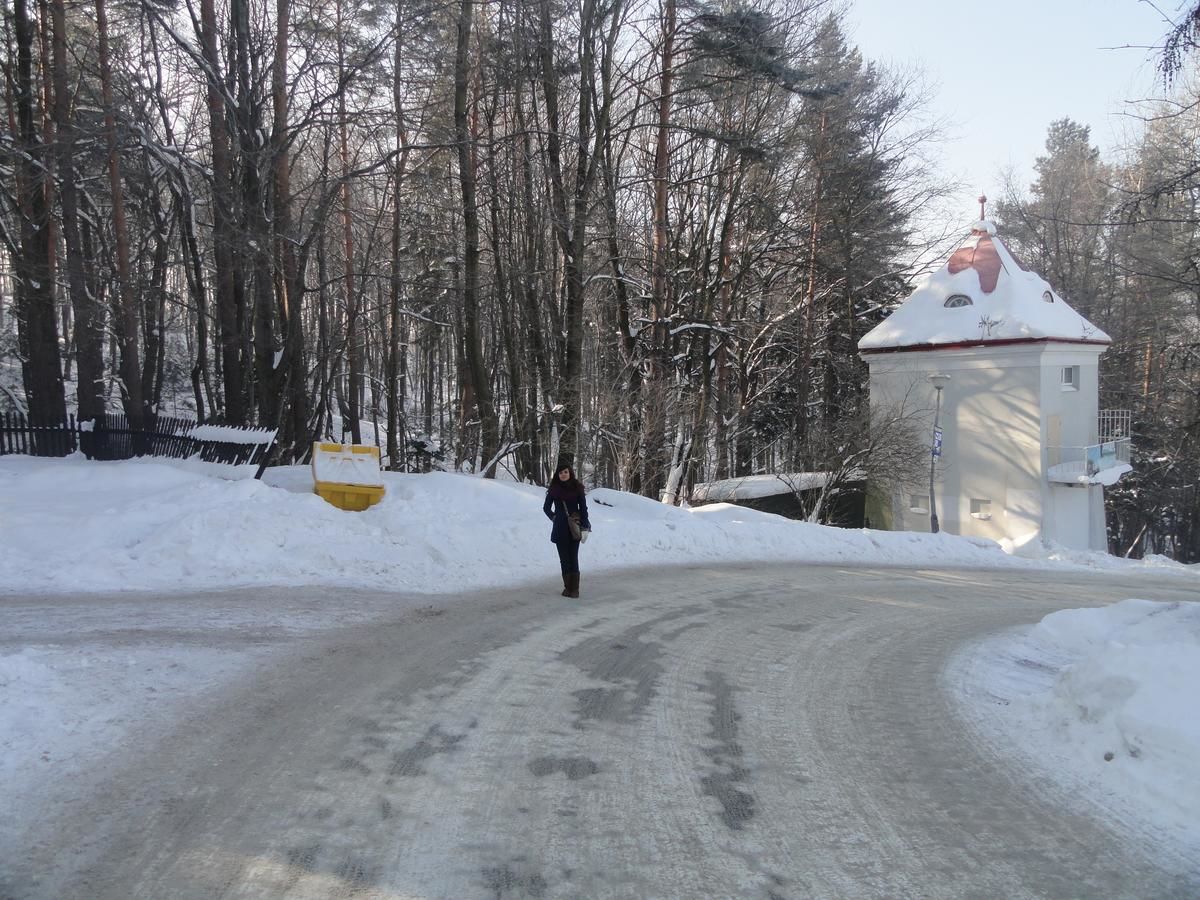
944,294,973,308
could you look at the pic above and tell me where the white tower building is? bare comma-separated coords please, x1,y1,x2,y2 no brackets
858,219,1130,552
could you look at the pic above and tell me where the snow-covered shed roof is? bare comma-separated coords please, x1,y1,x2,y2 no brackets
692,473,833,503
858,221,1110,353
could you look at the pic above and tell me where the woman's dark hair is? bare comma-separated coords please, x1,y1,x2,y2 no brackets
550,464,584,497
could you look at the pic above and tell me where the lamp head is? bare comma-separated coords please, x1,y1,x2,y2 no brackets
928,373,951,390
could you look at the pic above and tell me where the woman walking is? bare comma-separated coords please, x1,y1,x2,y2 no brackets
543,464,591,597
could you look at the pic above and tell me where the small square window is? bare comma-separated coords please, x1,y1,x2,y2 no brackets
970,498,992,520
909,494,928,514
1061,366,1079,391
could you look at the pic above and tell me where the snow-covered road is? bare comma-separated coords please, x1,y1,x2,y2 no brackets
5,564,1197,899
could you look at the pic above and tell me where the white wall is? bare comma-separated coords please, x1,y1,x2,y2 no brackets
1046,484,1091,550
1089,485,1108,550
866,342,1107,549
1039,349,1105,551
1039,349,1101,448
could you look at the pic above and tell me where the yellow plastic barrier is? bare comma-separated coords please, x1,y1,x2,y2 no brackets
311,442,385,511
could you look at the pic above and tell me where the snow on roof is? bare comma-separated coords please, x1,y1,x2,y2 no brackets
858,221,1111,352
692,472,832,503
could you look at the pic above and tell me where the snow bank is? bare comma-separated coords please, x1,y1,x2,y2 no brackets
5,456,1189,597
950,599,1200,859
0,456,1011,596
1033,601,1200,782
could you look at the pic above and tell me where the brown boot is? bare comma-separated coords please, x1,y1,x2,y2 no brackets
568,572,580,598
561,573,571,597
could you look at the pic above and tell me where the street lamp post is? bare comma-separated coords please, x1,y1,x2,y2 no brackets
928,373,951,533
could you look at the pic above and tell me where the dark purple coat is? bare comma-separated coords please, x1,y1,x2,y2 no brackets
543,482,590,544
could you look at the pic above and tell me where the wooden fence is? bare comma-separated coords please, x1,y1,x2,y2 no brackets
0,412,276,468
0,413,82,457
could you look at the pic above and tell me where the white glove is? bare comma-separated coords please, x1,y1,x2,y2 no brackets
580,529,590,543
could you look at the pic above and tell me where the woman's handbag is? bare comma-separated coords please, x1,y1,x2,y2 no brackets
568,512,582,541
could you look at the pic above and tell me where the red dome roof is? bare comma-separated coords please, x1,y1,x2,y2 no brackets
946,234,1003,294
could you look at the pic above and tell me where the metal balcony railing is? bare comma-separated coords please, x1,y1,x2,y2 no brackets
1099,409,1132,442
1046,437,1131,484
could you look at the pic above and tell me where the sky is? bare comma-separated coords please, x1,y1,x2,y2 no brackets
845,0,1180,228
1,454,1198,875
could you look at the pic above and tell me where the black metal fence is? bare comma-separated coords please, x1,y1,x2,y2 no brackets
0,412,276,468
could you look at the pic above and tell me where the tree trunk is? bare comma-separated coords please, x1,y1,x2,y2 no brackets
50,0,103,421
35,0,62,378
96,0,144,427
601,135,643,493
271,0,307,460
536,0,607,471
387,10,412,470
142,184,170,414
513,91,549,481
642,0,675,497
795,108,827,466
198,0,244,423
12,0,66,425
335,0,362,445
454,0,499,475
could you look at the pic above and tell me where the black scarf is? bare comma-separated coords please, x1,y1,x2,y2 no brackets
548,479,582,500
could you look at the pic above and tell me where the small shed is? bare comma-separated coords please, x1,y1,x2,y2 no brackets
691,473,866,527
857,218,1130,551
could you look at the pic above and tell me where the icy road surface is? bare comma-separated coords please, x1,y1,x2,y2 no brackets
4,564,1198,899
